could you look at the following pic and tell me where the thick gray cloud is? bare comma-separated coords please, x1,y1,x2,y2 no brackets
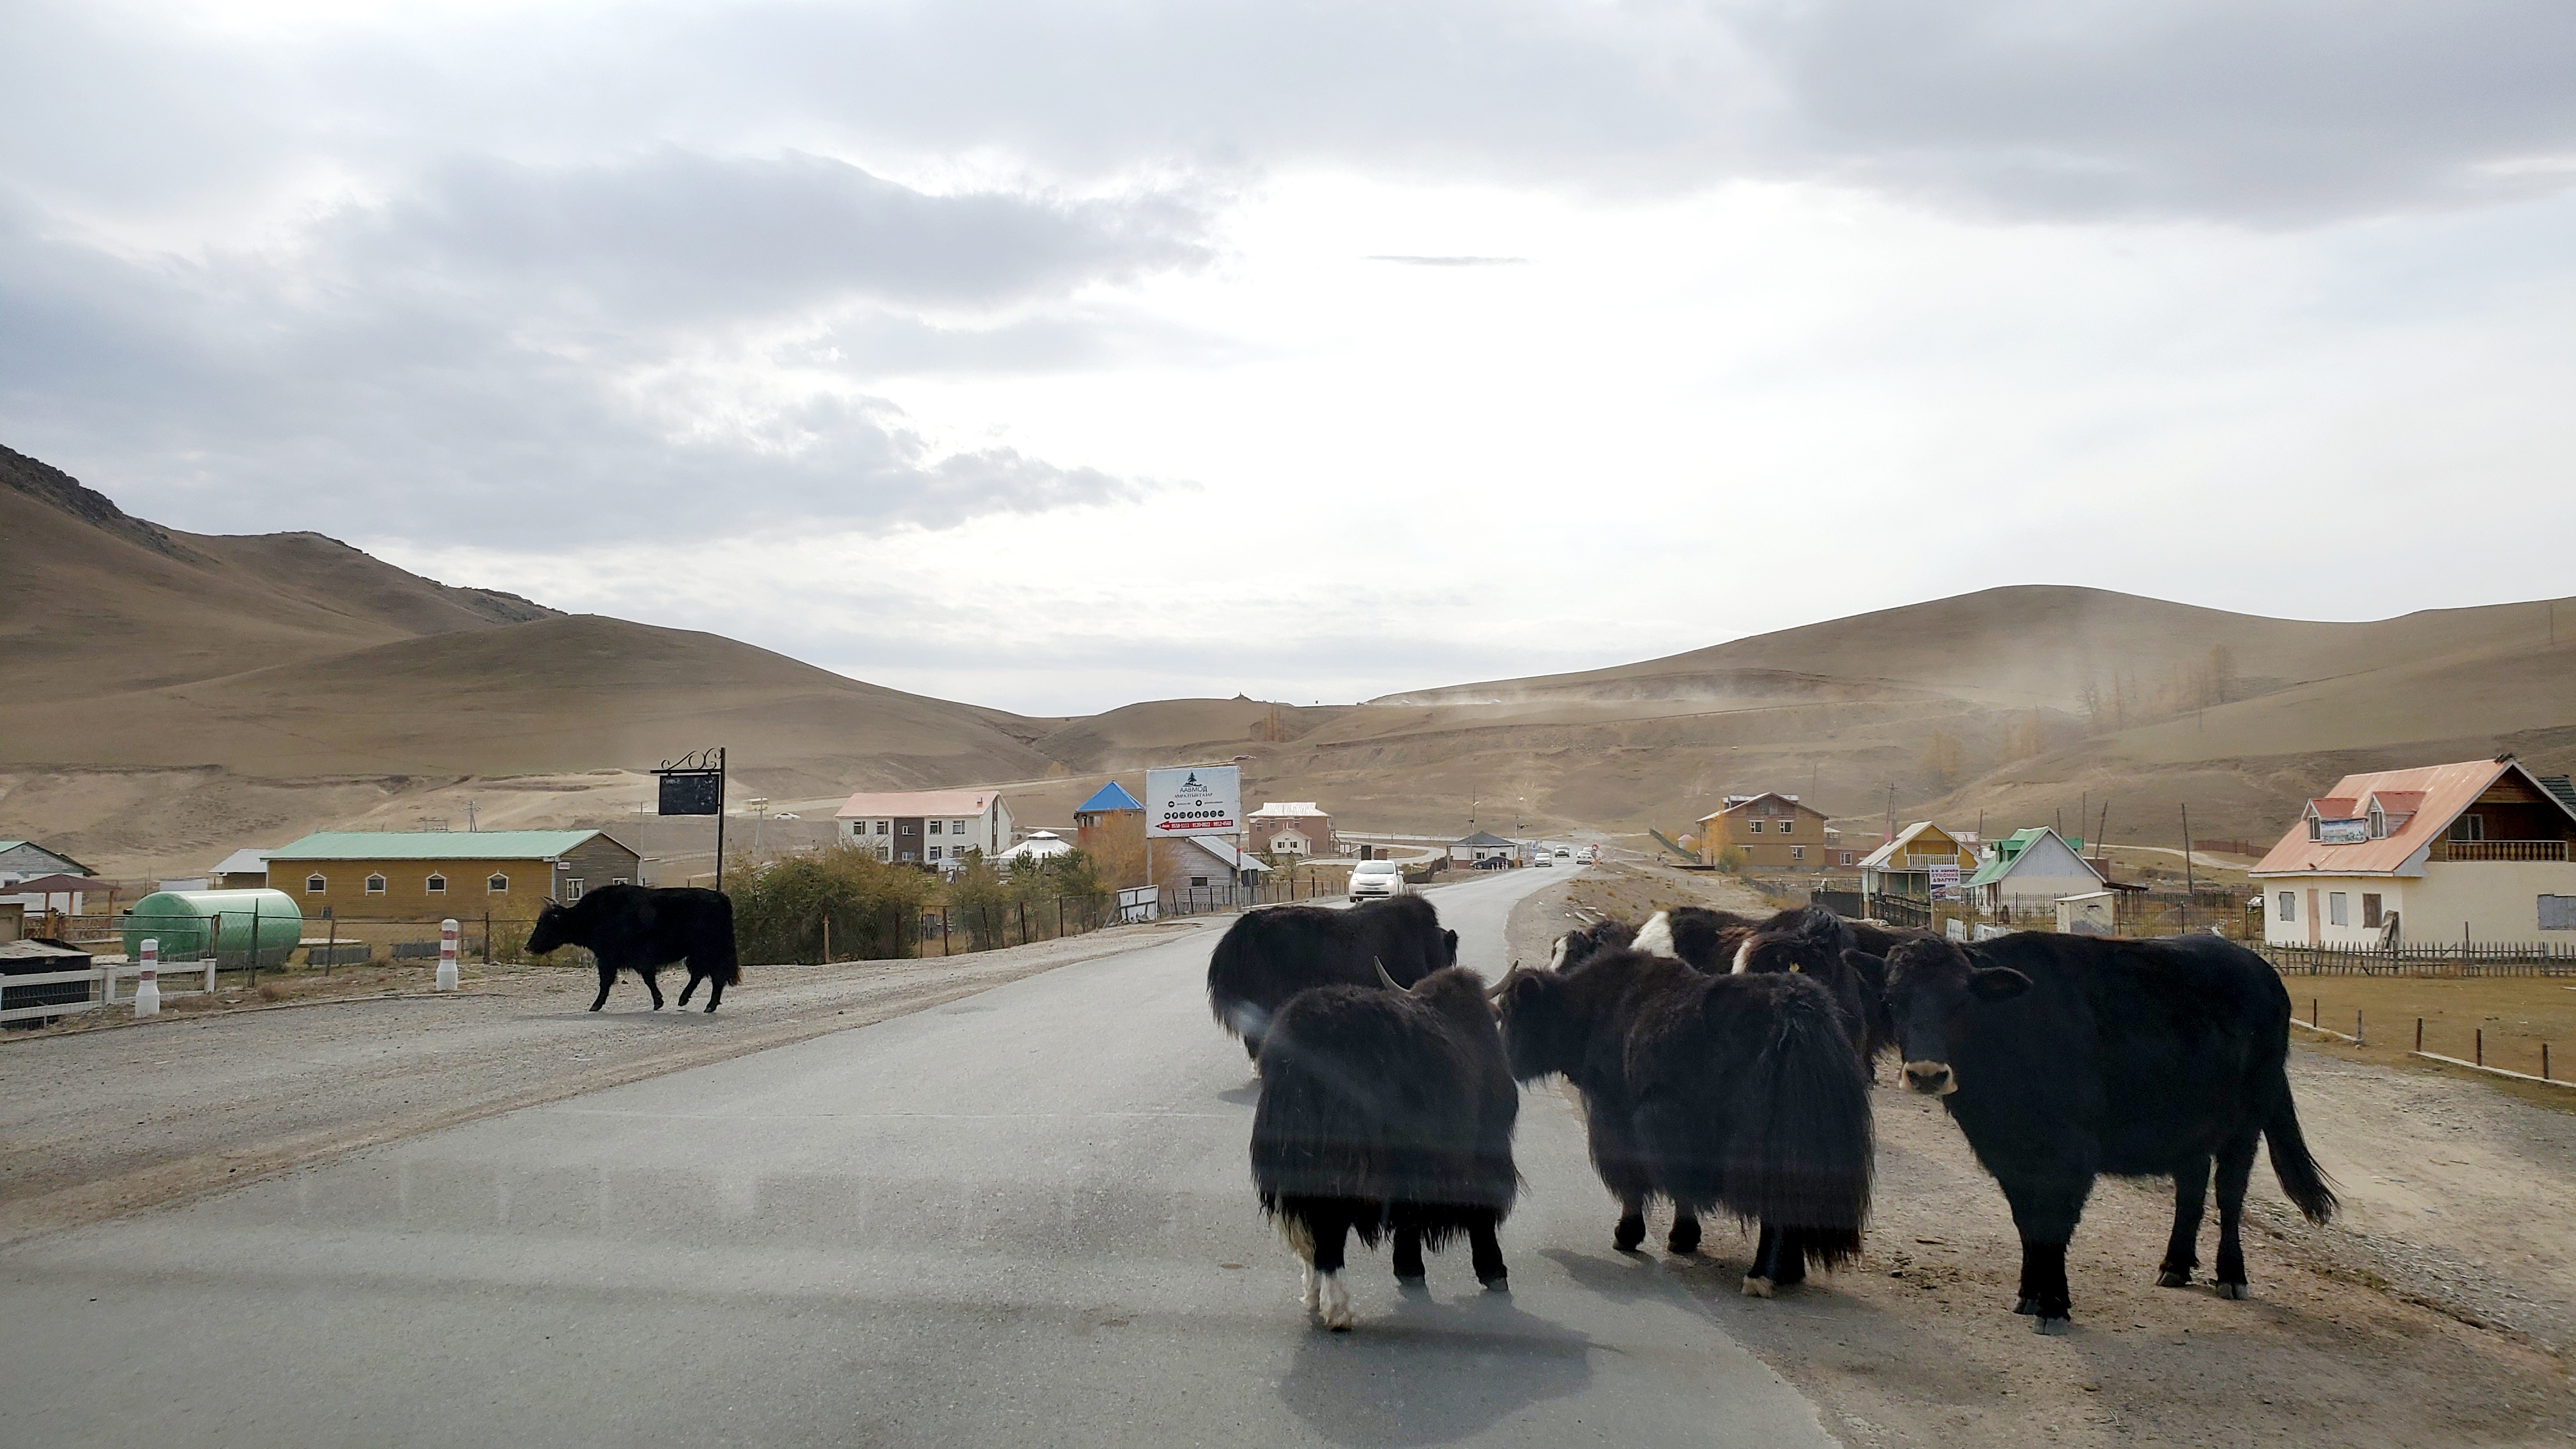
0,151,1192,539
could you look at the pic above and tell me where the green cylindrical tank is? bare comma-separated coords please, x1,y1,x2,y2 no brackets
123,889,303,970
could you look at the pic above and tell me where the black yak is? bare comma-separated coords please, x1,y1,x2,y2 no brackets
1208,895,1459,1059
1883,931,2337,1333
1630,905,1760,972
1251,963,1518,1330
1721,906,1889,1066
525,884,740,1013
1546,918,1634,970
1493,942,1874,1297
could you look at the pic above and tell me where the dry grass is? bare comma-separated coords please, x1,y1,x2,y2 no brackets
2276,970,2576,1109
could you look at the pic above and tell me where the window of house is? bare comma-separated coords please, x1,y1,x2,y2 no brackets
2541,896,2576,931
952,820,967,835
1779,819,1793,834
612,877,629,886
2453,815,2485,841
1749,820,1763,834
365,873,387,894
2368,808,2385,838
1791,845,1805,861
487,873,509,894
928,846,942,861
564,879,585,901
2363,894,2382,928
306,874,327,894
928,820,942,835
1191,876,1208,887
2277,891,2296,922
2328,891,2349,926
877,821,889,836
425,873,447,894
877,846,891,862
2306,816,2321,841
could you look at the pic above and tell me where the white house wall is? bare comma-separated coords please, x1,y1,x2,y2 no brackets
2260,860,2576,946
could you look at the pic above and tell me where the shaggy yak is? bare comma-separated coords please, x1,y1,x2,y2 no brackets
1208,895,1459,1059
1250,963,1518,1330
1494,939,1874,1297
1883,931,2337,1333
525,884,740,1013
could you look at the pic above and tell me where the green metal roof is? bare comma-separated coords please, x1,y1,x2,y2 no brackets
267,830,614,862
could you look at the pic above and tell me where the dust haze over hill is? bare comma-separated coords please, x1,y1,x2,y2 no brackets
4,445,2570,877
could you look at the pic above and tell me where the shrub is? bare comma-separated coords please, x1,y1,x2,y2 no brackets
731,845,937,964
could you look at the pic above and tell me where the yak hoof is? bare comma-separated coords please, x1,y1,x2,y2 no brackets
2013,1296,2040,1315
2216,1281,2248,1301
1481,1276,1509,1294
704,1003,717,1014
1613,1219,1647,1253
1668,1223,1702,1255
1301,1265,1321,1311
1319,1275,1354,1331
1742,1275,1775,1299
2031,1315,2072,1336
2156,1269,2191,1289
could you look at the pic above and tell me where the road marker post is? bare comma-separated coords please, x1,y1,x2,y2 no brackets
436,919,459,992
135,939,161,1018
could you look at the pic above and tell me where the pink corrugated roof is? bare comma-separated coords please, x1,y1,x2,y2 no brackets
2255,759,2512,876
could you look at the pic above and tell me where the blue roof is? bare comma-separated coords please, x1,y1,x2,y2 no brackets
1075,781,1144,814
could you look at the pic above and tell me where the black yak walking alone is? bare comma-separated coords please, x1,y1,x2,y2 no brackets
525,884,740,1013
1882,931,2337,1333
1209,895,1459,1059
1494,937,1874,1297
1250,963,1518,1330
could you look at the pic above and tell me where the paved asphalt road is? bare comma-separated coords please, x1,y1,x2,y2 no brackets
0,869,1834,1448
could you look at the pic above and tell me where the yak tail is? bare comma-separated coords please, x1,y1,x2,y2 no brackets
1206,916,1262,1038
1735,986,1875,1269
2262,1064,2337,1225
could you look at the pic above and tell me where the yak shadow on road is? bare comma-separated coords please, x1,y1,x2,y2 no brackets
1215,1080,1262,1107
1274,1285,1595,1446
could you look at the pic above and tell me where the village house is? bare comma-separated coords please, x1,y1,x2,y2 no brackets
2251,755,2576,948
1155,835,1271,902
1248,802,1334,857
209,847,275,890
1695,793,1833,870
1963,827,2106,917
1450,831,1519,866
264,829,641,922
834,789,1014,869
0,840,91,887
1859,821,1981,916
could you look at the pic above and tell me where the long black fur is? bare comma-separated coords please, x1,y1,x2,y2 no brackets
1208,895,1459,1059
1884,931,2336,1330
1729,905,1887,1066
525,884,740,1013
1250,967,1519,1295
1495,946,1873,1285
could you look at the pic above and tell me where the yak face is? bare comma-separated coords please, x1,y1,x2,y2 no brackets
1883,937,2028,1096
1491,966,1579,1084
525,901,576,957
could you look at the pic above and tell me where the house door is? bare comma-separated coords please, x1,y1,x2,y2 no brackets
2305,888,2320,946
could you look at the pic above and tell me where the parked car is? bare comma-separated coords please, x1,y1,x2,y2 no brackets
1472,855,1511,871
1533,855,1552,867
1348,859,1406,900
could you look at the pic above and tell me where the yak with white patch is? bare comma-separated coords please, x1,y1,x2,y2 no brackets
1493,940,1874,1298
1250,963,1518,1330
1883,931,2336,1333
1721,906,1892,1066
1208,895,1459,1059
525,884,740,1013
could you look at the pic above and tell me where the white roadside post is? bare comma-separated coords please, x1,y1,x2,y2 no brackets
436,919,460,992
134,939,162,1018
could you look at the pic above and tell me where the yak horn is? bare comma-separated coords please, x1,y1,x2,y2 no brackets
1374,958,1403,992
1487,962,1518,997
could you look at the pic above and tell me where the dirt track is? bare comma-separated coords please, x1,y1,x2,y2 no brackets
0,918,1212,1245
1508,865,2576,1448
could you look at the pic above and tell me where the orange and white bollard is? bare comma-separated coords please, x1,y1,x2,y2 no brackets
436,918,459,992
135,938,162,1018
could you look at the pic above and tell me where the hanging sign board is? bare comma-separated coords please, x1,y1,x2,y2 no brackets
657,770,722,816
1144,765,1241,836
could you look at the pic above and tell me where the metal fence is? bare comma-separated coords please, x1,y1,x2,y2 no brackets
2257,941,2576,977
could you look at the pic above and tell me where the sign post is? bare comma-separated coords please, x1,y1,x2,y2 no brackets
1144,766,1243,907
654,747,728,891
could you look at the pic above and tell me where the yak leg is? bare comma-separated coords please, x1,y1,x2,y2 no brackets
703,969,724,1012
2211,1130,2260,1300
588,961,615,1012
2002,1174,2088,1332
636,967,664,1010
1745,1224,1805,1296
1469,1209,1509,1291
677,969,700,1006
1392,1221,1426,1284
2158,1154,2211,1287
1668,1206,1702,1256
1587,1098,1655,1253
1305,1204,1355,1331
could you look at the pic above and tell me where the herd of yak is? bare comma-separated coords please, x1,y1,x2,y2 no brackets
524,879,2338,1338
1208,894,2338,1335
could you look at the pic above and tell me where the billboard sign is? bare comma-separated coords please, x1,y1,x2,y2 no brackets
1144,765,1241,836
2317,818,2369,845
657,770,722,816
1928,862,1962,899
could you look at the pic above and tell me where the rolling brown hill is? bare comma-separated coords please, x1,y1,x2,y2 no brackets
6,442,2570,876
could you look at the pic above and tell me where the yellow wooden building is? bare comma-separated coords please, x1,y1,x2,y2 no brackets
263,829,642,922
1696,793,1836,870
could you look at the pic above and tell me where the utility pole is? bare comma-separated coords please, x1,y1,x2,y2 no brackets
2181,803,2196,931
1885,783,1896,846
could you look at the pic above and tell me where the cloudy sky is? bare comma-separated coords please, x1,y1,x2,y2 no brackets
6,1,2573,715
